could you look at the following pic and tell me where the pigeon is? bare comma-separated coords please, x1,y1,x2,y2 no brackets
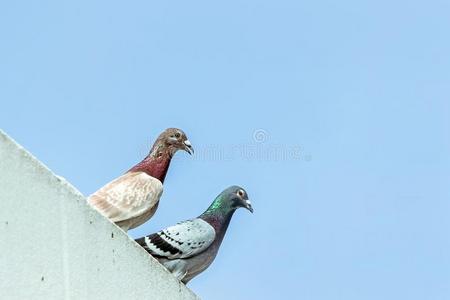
135,186,253,284
88,128,194,231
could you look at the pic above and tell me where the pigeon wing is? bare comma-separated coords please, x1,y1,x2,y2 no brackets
138,219,216,259
88,171,163,223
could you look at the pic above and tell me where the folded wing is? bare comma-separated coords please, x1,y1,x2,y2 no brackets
88,171,163,224
138,219,216,259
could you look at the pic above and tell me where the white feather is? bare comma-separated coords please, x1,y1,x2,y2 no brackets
145,219,216,259
88,172,163,229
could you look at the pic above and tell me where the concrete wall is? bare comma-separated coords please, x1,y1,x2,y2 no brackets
0,130,199,300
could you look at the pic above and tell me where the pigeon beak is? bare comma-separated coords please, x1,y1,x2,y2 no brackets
244,199,254,213
183,140,194,155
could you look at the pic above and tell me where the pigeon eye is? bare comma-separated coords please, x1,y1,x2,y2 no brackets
237,190,244,197
175,132,181,138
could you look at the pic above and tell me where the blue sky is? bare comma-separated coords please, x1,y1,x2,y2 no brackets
1,1,450,299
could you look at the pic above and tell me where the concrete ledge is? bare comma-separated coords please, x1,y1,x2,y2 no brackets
0,130,199,300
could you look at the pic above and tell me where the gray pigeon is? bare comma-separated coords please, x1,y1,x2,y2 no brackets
135,185,253,283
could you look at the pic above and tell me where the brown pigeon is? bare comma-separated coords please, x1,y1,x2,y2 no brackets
88,128,194,231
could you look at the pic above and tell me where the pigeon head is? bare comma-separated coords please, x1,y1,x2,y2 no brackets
129,128,193,183
205,186,253,215
152,128,194,157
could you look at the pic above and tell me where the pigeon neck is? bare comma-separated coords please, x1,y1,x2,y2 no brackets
200,210,235,235
128,152,172,183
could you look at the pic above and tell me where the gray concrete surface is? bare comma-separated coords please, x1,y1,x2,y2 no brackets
0,130,199,300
